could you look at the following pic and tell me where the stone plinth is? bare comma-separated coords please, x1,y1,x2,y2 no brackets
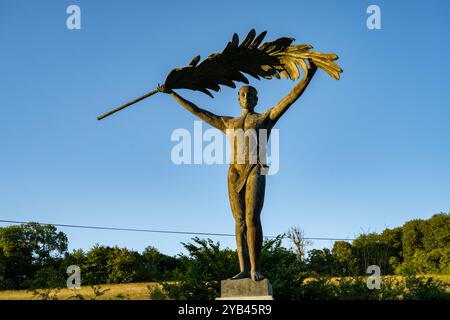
217,278,273,300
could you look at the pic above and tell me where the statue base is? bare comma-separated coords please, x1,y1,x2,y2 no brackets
216,278,274,300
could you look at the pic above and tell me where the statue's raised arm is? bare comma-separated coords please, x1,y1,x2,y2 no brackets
157,84,228,132
268,60,318,124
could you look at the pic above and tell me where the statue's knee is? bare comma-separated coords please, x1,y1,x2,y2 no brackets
235,217,245,228
246,214,260,228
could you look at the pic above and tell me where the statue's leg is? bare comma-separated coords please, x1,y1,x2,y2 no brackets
227,166,250,279
245,165,266,281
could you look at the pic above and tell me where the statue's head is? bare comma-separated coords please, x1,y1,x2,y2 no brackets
238,86,258,111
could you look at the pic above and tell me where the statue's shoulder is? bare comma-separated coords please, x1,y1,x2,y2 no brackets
256,111,267,118
257,109,272,120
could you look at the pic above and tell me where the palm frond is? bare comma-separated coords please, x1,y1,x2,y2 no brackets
164,29,342,97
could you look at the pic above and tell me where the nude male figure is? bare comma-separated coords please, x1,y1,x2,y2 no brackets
157,60,317,281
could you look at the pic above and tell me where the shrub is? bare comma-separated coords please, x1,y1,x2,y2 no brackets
161,237,239,300
402,274,449,300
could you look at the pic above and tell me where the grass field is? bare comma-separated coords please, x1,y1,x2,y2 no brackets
0,282,162,300
0,275,449,300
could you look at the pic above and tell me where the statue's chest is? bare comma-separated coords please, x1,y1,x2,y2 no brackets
228,114,264,131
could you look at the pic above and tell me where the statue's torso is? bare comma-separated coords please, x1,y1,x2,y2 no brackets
225,112,269,131
223,111,272,172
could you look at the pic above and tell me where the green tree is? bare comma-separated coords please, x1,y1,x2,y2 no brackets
306,248,336,276
422,213,450,253
351,233,391,275
0,247,12,289
402,219,426,259
140,246,180,281
82,244,111,285
398,213,449,274
332,241,358,276
63,249,86,269
106,247,141,284
0,223,68,289
378,227,403,273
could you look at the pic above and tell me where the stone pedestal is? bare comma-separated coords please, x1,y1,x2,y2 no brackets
217,278,273,300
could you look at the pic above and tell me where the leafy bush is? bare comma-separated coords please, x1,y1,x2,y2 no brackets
402,274,449,300
288,275,449,300
147,285,168,300
161,237,239,300
28,265,66,289
261,235,306,300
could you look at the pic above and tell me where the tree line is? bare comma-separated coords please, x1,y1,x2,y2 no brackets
0,213,448,293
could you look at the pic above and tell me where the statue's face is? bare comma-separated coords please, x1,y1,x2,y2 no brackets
238,86,258,111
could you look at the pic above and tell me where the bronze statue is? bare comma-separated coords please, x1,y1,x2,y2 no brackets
97,30,342,281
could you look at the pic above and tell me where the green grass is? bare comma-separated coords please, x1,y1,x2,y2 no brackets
0,282,162,300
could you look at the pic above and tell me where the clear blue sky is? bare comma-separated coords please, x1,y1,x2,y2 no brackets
1,0,449,256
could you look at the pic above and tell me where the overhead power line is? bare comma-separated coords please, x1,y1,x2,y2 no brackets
0,219,355,241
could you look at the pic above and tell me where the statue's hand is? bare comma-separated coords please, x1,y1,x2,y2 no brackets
157,84,173,94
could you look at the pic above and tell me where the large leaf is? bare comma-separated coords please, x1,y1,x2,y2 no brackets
164,29,343,97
